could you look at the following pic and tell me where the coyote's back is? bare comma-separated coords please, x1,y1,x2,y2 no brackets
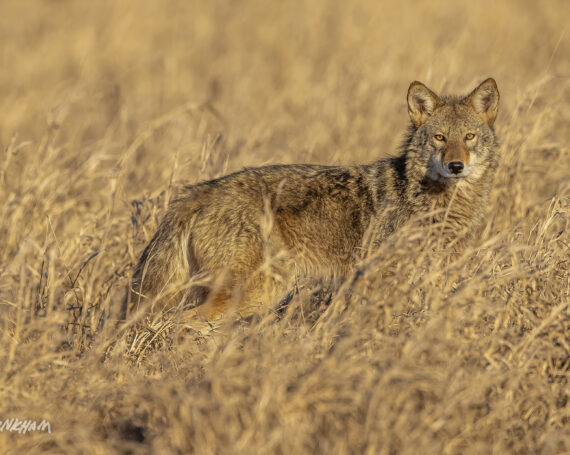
128,78,500,323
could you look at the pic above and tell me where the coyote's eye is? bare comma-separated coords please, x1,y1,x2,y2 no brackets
434,134,445,142
465,133,475,140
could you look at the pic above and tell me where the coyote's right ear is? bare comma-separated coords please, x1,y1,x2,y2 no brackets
407,81,442,127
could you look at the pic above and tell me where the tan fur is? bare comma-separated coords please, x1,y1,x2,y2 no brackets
127,78,500,323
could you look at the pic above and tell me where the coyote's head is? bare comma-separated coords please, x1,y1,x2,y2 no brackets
406,78,499,184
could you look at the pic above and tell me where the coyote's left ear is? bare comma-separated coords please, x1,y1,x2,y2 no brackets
464,78,500,126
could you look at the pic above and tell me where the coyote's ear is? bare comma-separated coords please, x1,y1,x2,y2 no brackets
464,78,500,126
407,81,442,127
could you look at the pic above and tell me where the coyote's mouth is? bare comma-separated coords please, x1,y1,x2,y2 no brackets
428,155,474,182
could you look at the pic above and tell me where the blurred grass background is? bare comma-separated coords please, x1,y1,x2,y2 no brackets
0,0,568,453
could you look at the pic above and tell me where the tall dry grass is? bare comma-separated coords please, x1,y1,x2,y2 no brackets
0,0,569,453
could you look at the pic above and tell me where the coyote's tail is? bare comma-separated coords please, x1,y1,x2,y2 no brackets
127,212,193,316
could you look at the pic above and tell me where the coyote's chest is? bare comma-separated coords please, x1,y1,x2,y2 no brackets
421,179,485,232
412,177,485,230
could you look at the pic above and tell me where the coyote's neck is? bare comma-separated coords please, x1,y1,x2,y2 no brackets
369,150,495,244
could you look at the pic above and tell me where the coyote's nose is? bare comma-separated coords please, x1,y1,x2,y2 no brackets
448,161,464,175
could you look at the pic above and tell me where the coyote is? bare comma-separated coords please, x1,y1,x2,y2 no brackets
128,78,499,323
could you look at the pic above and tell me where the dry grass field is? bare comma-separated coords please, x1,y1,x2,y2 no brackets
1,0,569,453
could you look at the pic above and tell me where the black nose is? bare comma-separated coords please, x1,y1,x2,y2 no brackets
448,161,464,175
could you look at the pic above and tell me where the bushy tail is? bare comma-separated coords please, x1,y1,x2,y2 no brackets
127,214,192,316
